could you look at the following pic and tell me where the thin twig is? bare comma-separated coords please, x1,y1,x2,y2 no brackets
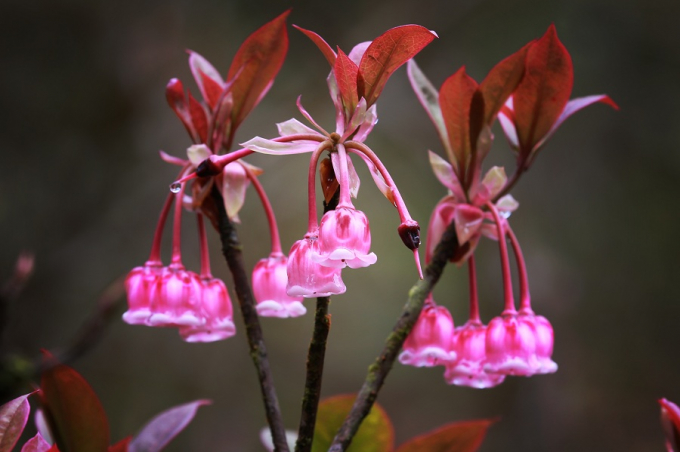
328,219,461,451
211,188,289,452
295,185,340,452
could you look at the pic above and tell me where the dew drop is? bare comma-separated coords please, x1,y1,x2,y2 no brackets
169,182,182,193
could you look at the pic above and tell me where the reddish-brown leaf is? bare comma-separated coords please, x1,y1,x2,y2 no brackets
187,91,208,144
226,10,290,131
513,25,573,153
358,25,437,106
334,49,359,119
293,25,336,66
438,67,479,179
479,42,531,125
395,418,497,452
108,437,131,452
40,351,110,452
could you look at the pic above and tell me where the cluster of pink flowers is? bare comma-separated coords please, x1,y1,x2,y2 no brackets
399,25,616,387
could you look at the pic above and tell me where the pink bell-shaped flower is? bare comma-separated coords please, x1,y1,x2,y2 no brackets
179,277,236,342
399,295,457,367
123,262,163,325
147,264,203,327
519,310,557,374
313,206,377,269
484,313,540,376
286,233,346,298
253,253,306,318
445,321,505,388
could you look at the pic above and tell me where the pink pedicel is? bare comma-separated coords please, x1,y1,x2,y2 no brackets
147,264,203,327
123,262,163,325
445,321,505,389
399,295,457,367
313,207,377,269
286,233,346,298
179,277,236,342
253,253,306,318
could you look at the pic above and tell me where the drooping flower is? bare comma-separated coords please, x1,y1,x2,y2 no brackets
399,294,457,367
147,264,203,327
122,262,163,325
286,232,346,298
179,276,236,342
483,313,539,376
445,321,505,389
253,253,306,317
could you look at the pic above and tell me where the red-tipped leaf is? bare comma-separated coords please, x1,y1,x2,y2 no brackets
479,43,530,125
293,25,336,66
0,393,32,452
395,418,497,452
109,437,132,452
358,25,437,106
129,400,211,452
226,10,290,131
188,91,209,144
439,67,483,186
312,394,394,452
40,351,110,452
166,78,199,142
513,25,573,153
334,49,360,119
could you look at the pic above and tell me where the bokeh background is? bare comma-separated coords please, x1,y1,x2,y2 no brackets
1,0,679,450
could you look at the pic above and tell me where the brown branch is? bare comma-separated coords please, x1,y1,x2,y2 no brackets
328,219,461,451
211,188,289,452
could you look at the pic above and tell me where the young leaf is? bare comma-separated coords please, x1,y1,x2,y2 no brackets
165,78,199,142
226,10,290,131
128,400,211,452
188,91,209,144
438,67,479,181
187,51,225,110
334,49,360,120
0,393,31,452
293,25,336,66
20,433,52,452
407,60,453,164
513,25,573,154
40,352,110,452
395,418,497,452
358,25,437,106
660,399,680,452
479,43,530,125
312,395,394,452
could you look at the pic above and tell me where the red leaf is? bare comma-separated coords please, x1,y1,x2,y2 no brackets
439,67,483,186
187,91,209,144
165,78,198,142
334,49,359,119
293,25,336,66
358,25,437,106
40,351,110,452
20,433,52,452
129,400,210,452
0,393,32,452
513,24,573,153
660,399,680,452
226,10,290,131
479,42,530,125
109,437,132,452
395,418,497,452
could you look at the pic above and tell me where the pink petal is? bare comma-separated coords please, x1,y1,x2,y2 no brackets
428,151,465,200
188,51,225,110
297,96,330,136
276,118,318,137
453,204,485,245
241,137,319,155
352,104,378,143
221,162,249,221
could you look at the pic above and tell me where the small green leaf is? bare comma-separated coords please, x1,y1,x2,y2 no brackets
312,394,394,452
395,418,497,452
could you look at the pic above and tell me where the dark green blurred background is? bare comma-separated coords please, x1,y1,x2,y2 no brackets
1,0,678,450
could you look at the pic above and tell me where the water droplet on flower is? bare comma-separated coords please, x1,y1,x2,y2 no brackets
169,182,182,193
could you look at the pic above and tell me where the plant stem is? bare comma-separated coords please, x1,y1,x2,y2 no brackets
295,188,340,452
328,219,462,451
211,188,289,452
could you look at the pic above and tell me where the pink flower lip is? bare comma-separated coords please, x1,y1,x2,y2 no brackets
146,265,203,327
399,300,456,367
444,321,506,389
178,277,236,343
123,263,163,325
253,253,305,316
